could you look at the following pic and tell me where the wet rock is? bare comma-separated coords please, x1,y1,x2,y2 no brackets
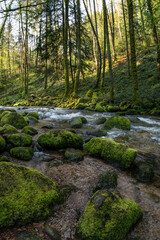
95,171,117,191
0,162,60,230
104,115,131,130
135,163,154,182
0,111,28,129
28,116,39,125
0,124,18,134
10,147,34,161
6,133,32,149
95,117,106,125
48,160,64,167
84,137,137,168
38,130,83,150
27,112,39,119
65,148,84,162
86,129,107,137
81,117,87,124
41,125,54,129
45,225,61,240
14,231,42,240
70,117,83,128
77,190,142,240
22,126,38,135
0,135,6,152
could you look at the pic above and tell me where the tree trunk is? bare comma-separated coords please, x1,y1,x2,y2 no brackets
127,0,140,102
24,0,29,95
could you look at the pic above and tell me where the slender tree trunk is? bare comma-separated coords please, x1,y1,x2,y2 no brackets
64,0,70,97
44,3,48,90
146,0,160,74
138,0,150,52
74,0,81,96
83,0,102,88
127,0,140,102
24,0,29,95
122,0,131,77
69,27,74,87
111,0,117,61
105,0,114,103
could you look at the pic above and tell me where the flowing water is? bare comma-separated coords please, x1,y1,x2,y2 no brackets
0,106,160,240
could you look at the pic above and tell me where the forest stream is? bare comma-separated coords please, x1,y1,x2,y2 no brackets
0,106,160,240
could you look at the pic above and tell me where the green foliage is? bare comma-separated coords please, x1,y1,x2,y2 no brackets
0,162,60,230
10,147,34,161
6,134,32,149
77,190,142,240
84,137,137,168
0,156,9,162
104,116,131,130
38,130,83,150
95,103,106,112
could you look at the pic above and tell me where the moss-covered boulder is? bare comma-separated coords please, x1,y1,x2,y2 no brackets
0,112,28,129
0,124,18,134
84,138,137,168
135,163,154,183
95,103,106,112
26,112,39,119
0,156,9,162
70,117,83,128
22,126,38,135
77,190,142,240
65,148,84,162
10,147,34,161
28,116,38,125
104,115,131,130
0,135,6,152
38,130,83,150
6,133,32,149
0,162,60,230
95,171,118,191
95,117,106,125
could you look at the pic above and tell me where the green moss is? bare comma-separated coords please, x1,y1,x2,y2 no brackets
77,190,142,240
0,124,18,134
81,117,87,124
65,148,84,162
95,171,118,190
95,103,106,112
70,117,83,128
95,117,106,125
10,147,34,160
0,156,9,162
6,133,32,149
104,115,131,130
28,116,38,124
0,135,6,152
27,112,39,119
38,130,83,150
0,162,60,230
0,112,28,129
22,126,38,135
84,138,137,168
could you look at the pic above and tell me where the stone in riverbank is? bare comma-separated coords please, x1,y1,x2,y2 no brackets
70,117,87,128
10,147,34,160
0,111,28,129
38,130,83,150
77,190,142,240
104,115,131,130
95,171,118,191
65,148,84,162
26,112,39,119
6,133,32,149
0,162,60,230
22,126,38,135
0,135,6,152
0,124,18,134
84,137,137,168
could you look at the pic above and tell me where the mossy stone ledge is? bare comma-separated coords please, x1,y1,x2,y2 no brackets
0,111,28,129
84,137,137,168
22,126,38,135
77,190,142,240
104,115,131,130
10,147,34,160
6,133,32,149
38,130,83,150
0,162,60,230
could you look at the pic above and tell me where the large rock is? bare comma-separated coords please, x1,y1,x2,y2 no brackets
26,112,39,119
95,171,118,191
65,148,84,162
70,117,87,128
0,135,6,152
22,126,38,135
10,147,34,161
6,133,32,149
86,129,107,137
0,111,28,129
84,137,137,168
0,124,18,134
104,115,131,130
0,162,60,230
77,190,142,240
38,130,83,150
